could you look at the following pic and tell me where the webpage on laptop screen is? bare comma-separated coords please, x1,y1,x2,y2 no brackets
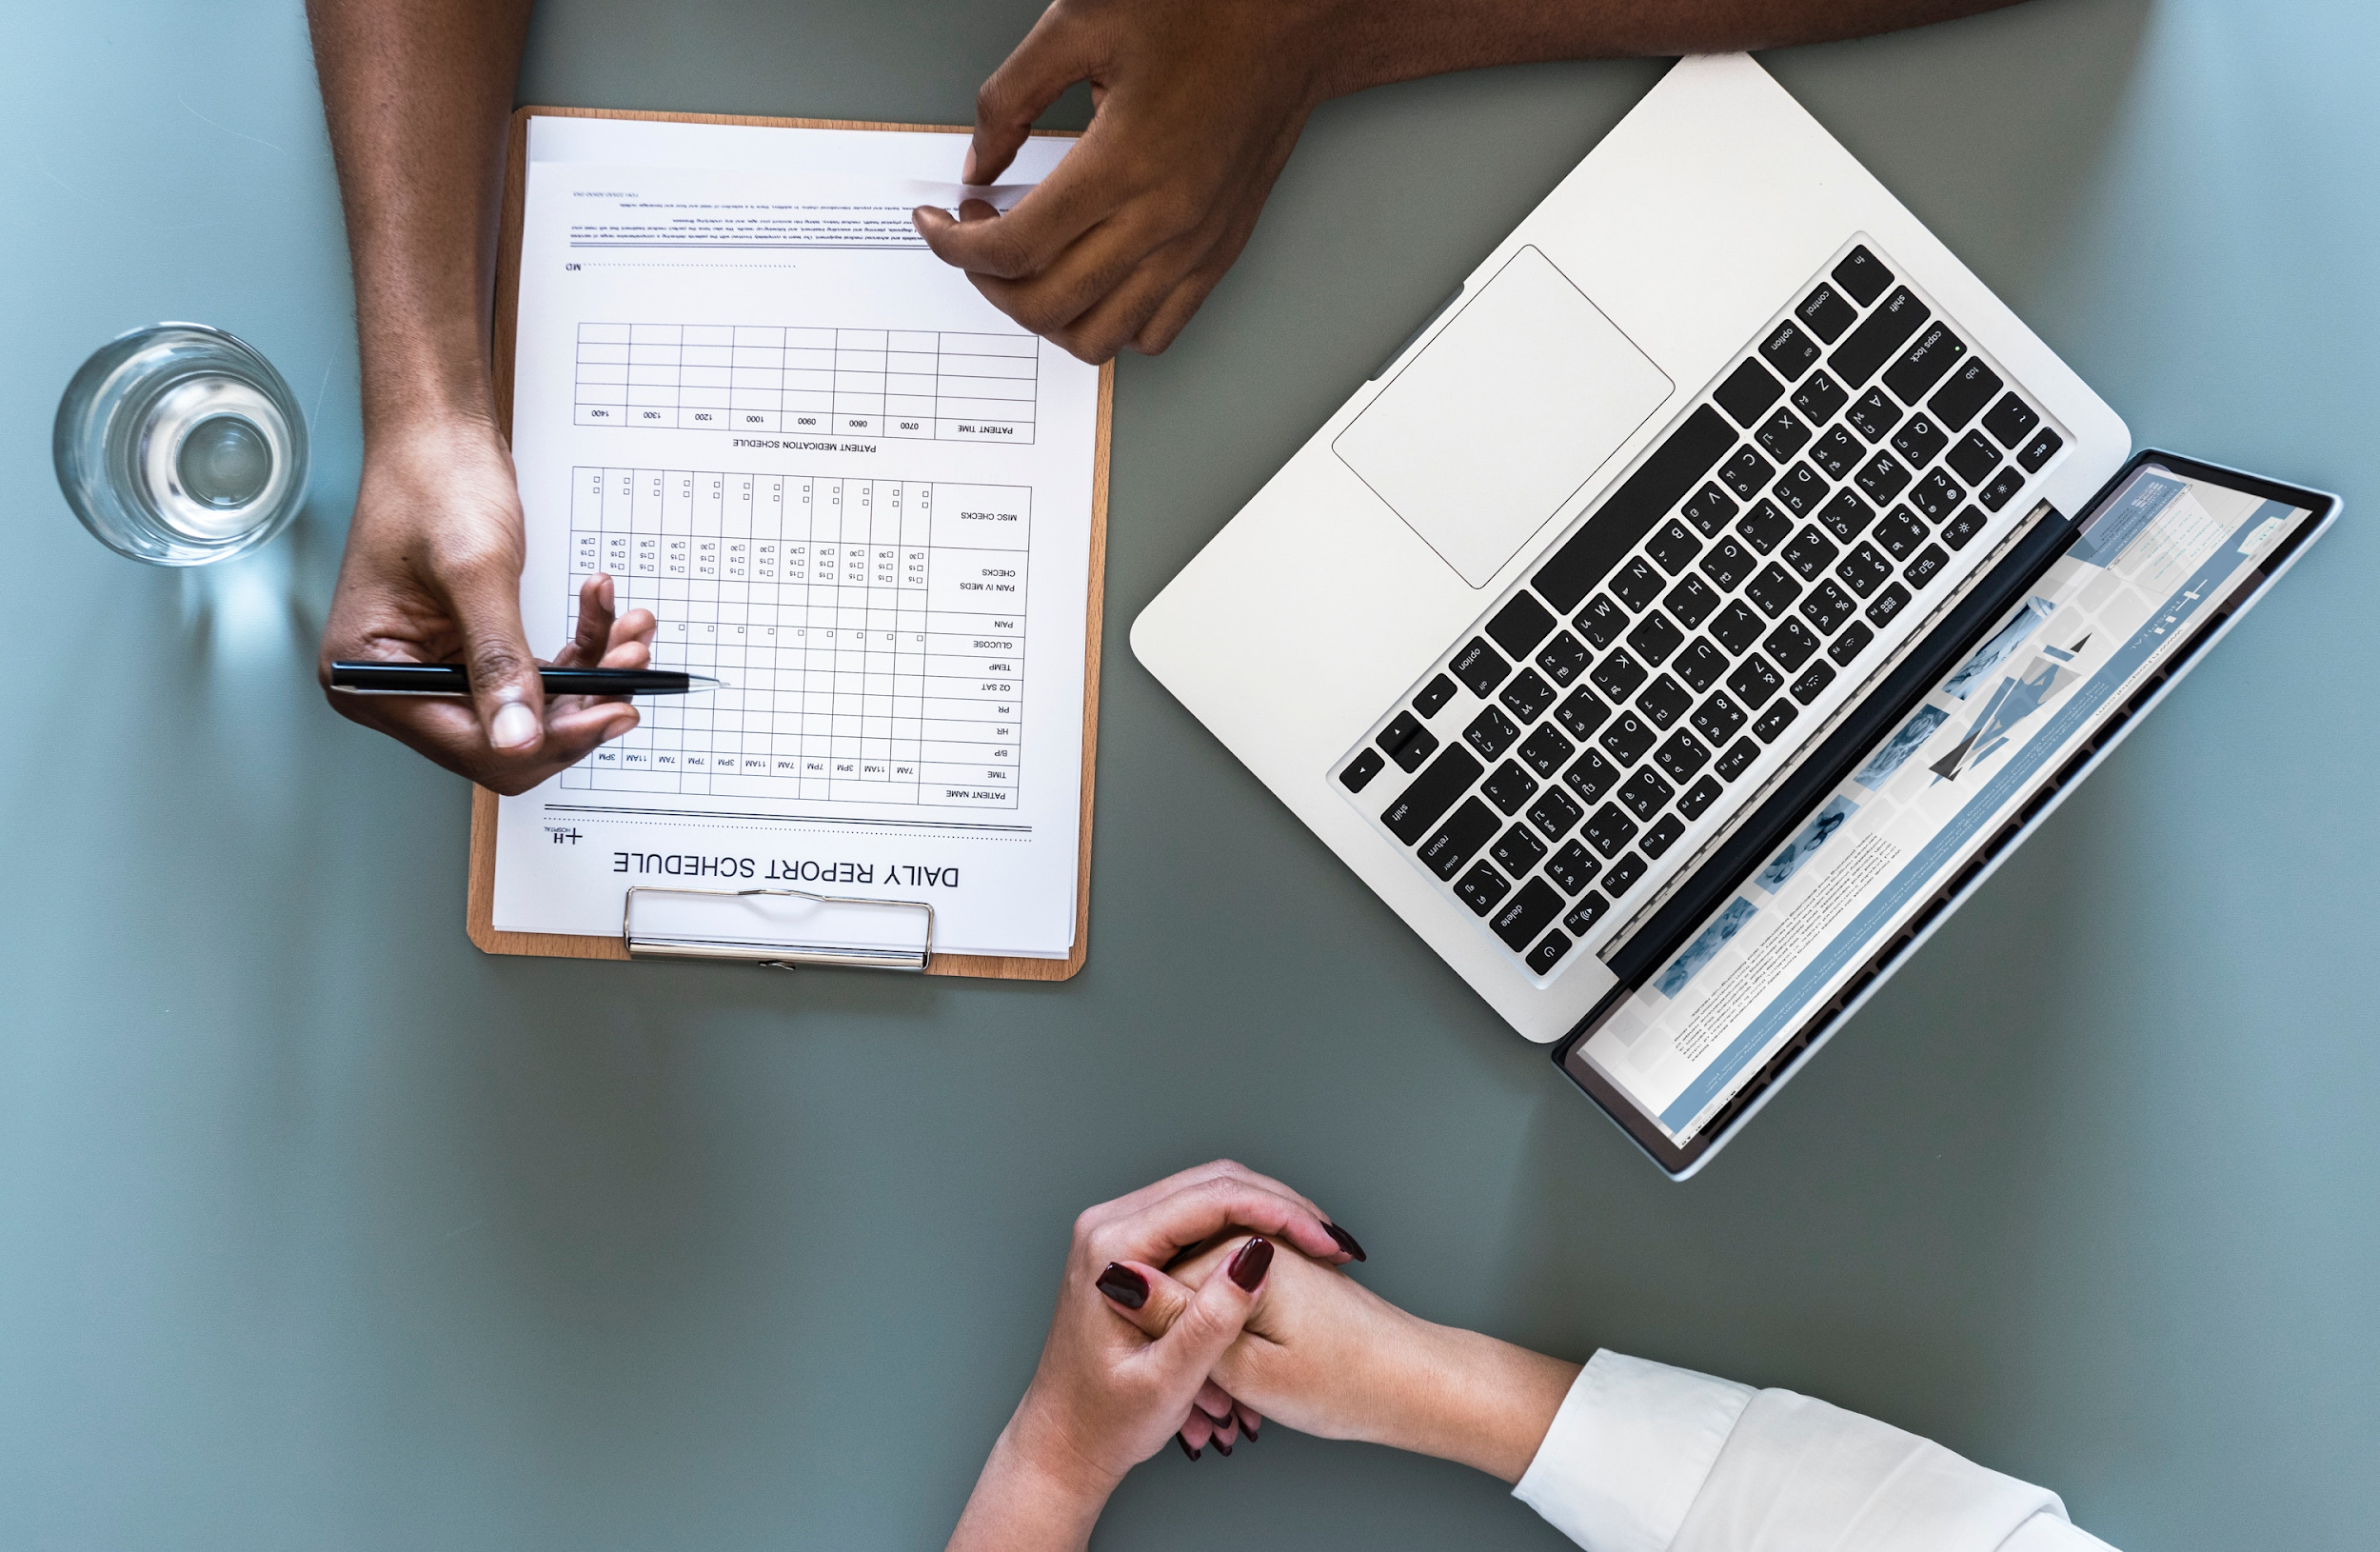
1579,467,2314,1145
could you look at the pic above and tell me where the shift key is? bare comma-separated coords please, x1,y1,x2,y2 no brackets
1382,746,1485,844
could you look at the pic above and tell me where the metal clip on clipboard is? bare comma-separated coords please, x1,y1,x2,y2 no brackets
622,885,936,973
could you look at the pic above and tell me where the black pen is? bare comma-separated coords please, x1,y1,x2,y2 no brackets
328,663,725,696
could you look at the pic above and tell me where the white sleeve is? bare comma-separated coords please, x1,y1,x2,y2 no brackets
1512,1352,2119,1552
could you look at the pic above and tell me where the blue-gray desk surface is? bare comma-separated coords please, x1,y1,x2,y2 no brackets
5,2,2376,1547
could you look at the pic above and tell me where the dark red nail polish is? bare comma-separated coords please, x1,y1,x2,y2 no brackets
1243,1418,1260,1440
1199,1405,1231,1427
1324,1222,1368,1262
1178,1436,1200,1462
1227,1236,1273,1291
1095,1263,1148,1310
1214,1438,1233,1457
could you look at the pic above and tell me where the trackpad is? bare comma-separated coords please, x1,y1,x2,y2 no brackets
1334,246,1673,587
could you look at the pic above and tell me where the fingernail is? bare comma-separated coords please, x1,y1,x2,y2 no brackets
962,147,980,184
1177,1436,1200,1462
1325,1222,1368,1263
1199,1405,1230,1427
1214,1438,1232,1457
1094,1263,1148,1310
488,701,540,750
1244,1418,1260,1441
1227,1236,1273,1292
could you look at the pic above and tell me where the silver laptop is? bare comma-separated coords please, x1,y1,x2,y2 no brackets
1132,55,2336,1174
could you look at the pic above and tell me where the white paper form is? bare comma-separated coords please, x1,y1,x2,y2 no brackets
491,116,1099,958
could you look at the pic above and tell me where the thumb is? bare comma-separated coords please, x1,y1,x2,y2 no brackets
450,563,546,755
966,9,1098,185
1138,1237,1273,1393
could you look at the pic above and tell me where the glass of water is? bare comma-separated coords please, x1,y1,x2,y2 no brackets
53,322,310,567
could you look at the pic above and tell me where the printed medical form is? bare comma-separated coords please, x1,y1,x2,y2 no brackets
489,116,1101,958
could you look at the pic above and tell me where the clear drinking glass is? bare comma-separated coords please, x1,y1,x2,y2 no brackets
53,322,309,567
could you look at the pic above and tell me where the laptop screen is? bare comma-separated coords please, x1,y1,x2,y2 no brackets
1574,464,2322,1148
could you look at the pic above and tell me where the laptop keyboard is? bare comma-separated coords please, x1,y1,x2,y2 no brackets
1337,240,2068,981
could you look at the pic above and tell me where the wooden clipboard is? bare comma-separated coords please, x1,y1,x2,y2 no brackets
466,106,1108,982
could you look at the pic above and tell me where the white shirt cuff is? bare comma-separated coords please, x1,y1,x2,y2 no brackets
1513,1350,1755,1552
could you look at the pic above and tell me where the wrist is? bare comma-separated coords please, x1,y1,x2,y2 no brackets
1378,1318,1582,1484
947,1397,1120,1552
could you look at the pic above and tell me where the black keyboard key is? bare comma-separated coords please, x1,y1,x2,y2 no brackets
1418,798,1499,879
1598,710,1656,766
1617,767,1675,822
1725,653,1783,710
1847,387,1903,443
1484,592,1558,660
1589,648,1648,703
1499,667,1557,724
1755,407,1813,463
2018,426,2064,471
1413,673,1458,718
1744,563,1803,618
1378,709,1424,759
1517,722,1575,778
1388,723,1437,770
1753,700,1798,743
1465,705,1520,759
1663,574,1719,630
1815,487,1875,546
1492,822,1549,874
1908,468,1963,523
1554,685,1612,741
1450,637,1509,697
1481,759,1539,815
1527,786,1585,843
1563,748,1620,805
1690,690,1747,746
1981,392,2039,448
1735,499,1793,553
1832,246,1893,307
1532,406,1735,612
1655,727,1712,785
1978,466,2026,511
1798,579,1856,636
1827,620,1874,667
1904,544,1948,587
1525,928,1573,975
1708,600,1764,656
1810,426,1864,482
1673,638,1729,694
1797,282,1858,342
1763,618,1821,672
1719,446,1776,502
1381,746,1483,843
1836,542,1893,599
1604,852,1649,897
1639,814,1688,860
1940,507,1985,551
1715,737,1760,781
1676,775,1724,821
1831,286,1929,387
1636,675,1693,729
1946,430,2001,487
1928,358,2003,430
1783,525,1840,581
1872,507,1926,561
1882,323,1966,405
1889,412,1949,470
1625,609,1685,667
1582,803,1638,858
1680,483,1739,538
1563,892,1613,935
1758,320,1821,382
1854,449,1913,505
1773,461,1828,517
1545,841,1600,895
1340,747,1385,792
1696,536,1754,591
1714,358,1785,428
1793,368,1850,426
1645,519,1704,575
1865,582,1913,628
1574,594,1627,649
1790,660,1837,704
1535,631,1590,686
1610,556,1665,612
1454,860,1510,915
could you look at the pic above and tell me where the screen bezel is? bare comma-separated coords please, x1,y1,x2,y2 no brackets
1552,449,2341,1178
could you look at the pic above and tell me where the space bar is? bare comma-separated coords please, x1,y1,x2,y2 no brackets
1529,404,1735,612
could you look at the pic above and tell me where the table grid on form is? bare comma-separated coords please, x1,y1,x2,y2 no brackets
563,467,1030,808
573,324,1040,443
